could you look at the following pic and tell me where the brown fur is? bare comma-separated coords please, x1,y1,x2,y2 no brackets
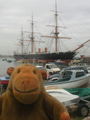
7,67,15,76
0,64,70,120
40,70,47,80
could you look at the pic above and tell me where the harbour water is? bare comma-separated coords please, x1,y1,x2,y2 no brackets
0,57,21,77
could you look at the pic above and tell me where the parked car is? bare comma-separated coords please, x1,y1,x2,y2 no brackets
87,67,90,73
48,73,60,82
44,63,60,75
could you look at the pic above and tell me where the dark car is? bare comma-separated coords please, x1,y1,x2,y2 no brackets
48,73,60,82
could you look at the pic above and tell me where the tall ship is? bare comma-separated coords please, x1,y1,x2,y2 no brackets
13,3,78,63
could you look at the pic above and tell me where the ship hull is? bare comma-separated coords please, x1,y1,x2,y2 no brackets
14,51,76,63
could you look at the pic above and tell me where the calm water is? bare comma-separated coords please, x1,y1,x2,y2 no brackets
0,57,21,77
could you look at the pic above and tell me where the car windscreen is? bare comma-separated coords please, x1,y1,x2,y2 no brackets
50,65,58,68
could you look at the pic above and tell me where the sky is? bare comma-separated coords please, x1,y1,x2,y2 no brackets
0,0,90,57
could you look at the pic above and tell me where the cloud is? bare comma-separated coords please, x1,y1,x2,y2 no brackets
0,0,90,57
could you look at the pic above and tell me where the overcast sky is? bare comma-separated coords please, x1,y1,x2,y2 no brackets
0,0,90,57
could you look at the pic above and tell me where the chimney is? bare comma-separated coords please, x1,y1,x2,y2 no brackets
38,48,41,53
45,48,47,52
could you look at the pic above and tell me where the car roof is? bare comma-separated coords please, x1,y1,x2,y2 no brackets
36,66,43,67
46,64,55,65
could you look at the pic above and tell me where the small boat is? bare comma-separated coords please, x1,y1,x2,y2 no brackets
44,70,90,88
65,87,90,101
45,86,79,104
0,77,10,85
23,60,28,63
7,60,12,63
47,66,89,82
0,77,10,90
2,58,7,61
16,59,28,63
46,86,90,117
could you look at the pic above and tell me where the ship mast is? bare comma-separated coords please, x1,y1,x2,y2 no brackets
55,2,58,52
21,27,24,54
16,14,44,55
25,14,44,53
31,14,34,53
15,27,25,54
42,1,71,52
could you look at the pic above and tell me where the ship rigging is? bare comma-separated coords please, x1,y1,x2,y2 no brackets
13,2,89,63
42,2,71,52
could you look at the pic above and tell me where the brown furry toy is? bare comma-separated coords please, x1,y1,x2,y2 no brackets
40,69,47,80
0,64,71,120
7,67,15,76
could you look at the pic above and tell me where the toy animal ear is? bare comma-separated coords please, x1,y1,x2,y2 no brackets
7,67,15,76
40,70,47,80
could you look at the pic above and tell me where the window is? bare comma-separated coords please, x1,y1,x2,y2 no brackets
76,72,85,78
62,71,72,78
46,65,50,69
50,64,57,68
60,71,72,81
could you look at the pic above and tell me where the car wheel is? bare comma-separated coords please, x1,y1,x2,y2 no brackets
77,104,89,117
